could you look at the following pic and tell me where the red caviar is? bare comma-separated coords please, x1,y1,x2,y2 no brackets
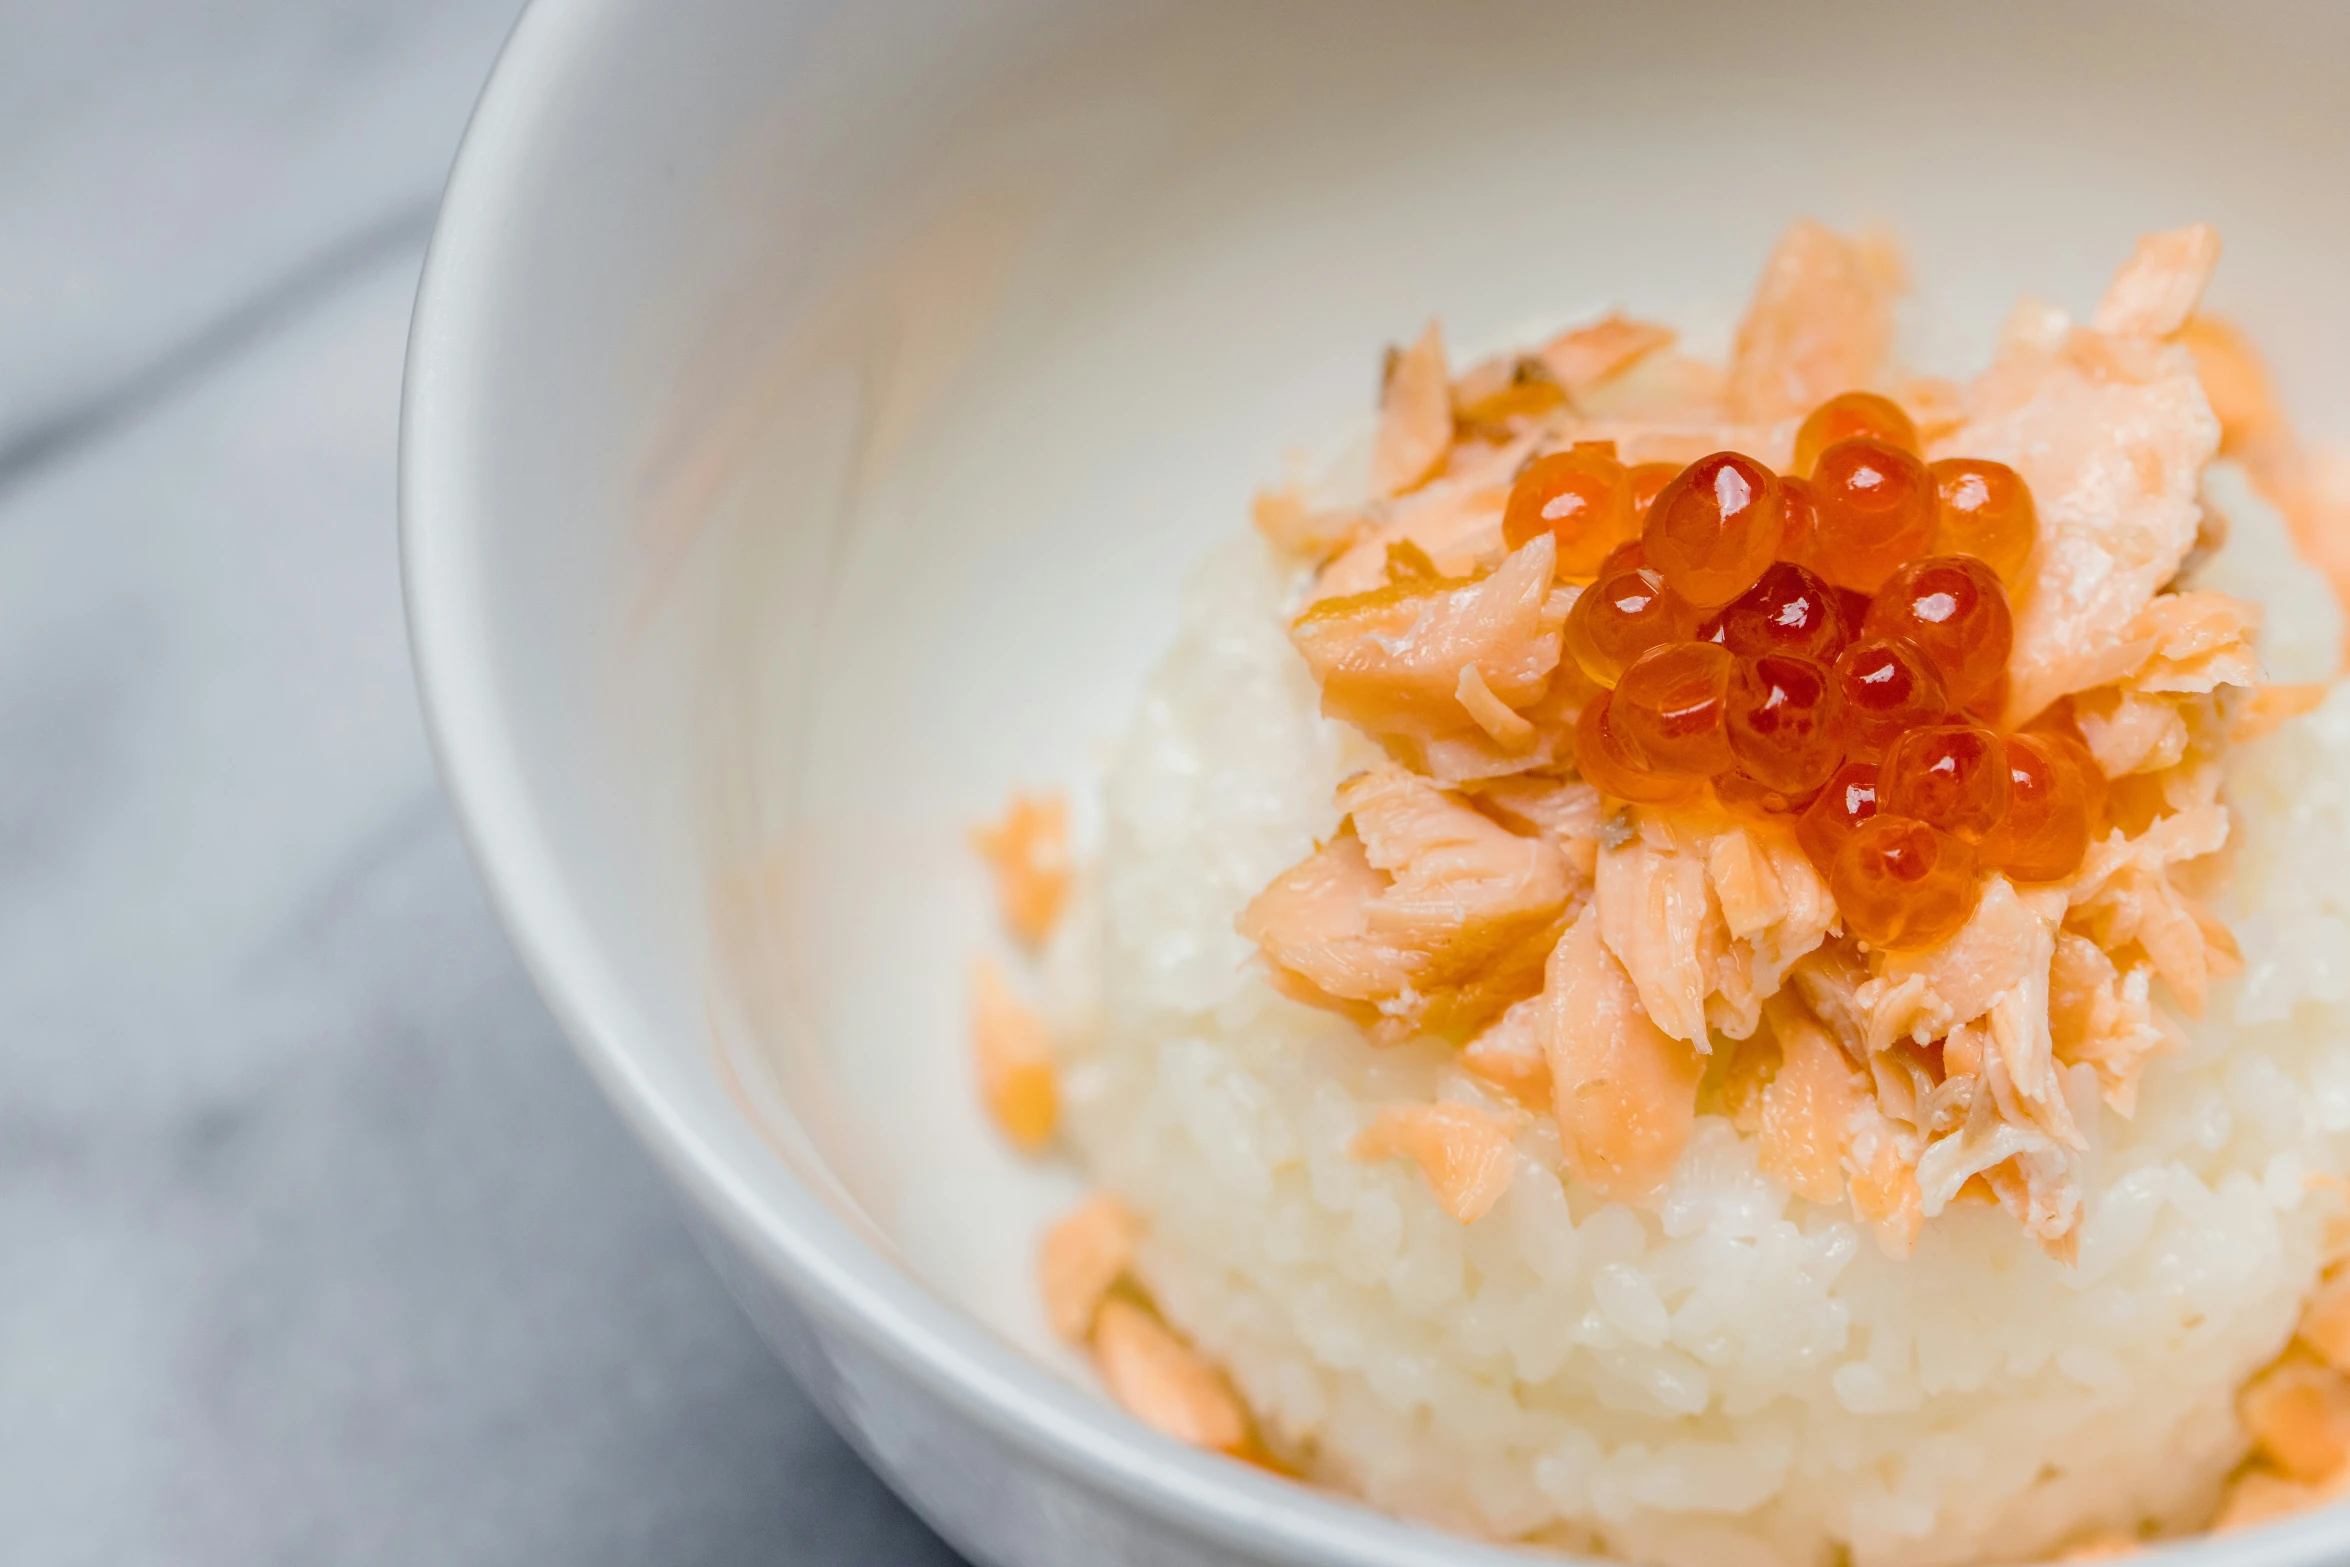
1881,725,2010,842
1642,452,1786,608
1576,691,1699,804
1863,555,2012,705
1832,637,1949,757
1726,654,1843,795
1717,561,1852,664
1794,391,1920,476
1809,437,1939,592
1985,733,2098,881
1930,457,2038,586
1832,816,1980,949
1613,641,1735,774
1565,565,1692,686
1796,760,1880,877
1627,461,1682,520
1503,447,1635,574
1547,429,2046,951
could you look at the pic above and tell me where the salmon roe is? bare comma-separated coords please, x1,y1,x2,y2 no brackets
1503,446,1635,574
1930,457,2038,586
1575,691,1698,804
1862,555,2013,705
1793,391,1920,476
1776,474,1823,574
1613,642,1734,774
1831,637,1949,757
1716,561,1852,664
1809,437,1939,592
1627,461,1682,520
1559,411,2048,948
1565,565,1692,686
1796,760,1880,877
1725,653,1843,795
1881,725,2010,842
1985,733,2098,882
1642,452,1786,608
1832,816,1980,949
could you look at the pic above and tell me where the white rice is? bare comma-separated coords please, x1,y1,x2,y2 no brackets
1049,477,2350,1567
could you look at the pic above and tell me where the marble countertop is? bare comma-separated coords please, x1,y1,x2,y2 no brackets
0,5,967,1563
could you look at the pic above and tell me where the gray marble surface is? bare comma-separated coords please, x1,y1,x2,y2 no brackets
0,4,968,1563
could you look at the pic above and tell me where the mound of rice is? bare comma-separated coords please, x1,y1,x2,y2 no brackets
1049,483,2350,1567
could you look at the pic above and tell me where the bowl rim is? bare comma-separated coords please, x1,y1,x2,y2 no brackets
395,4,1541,1564
397,5,2347,1566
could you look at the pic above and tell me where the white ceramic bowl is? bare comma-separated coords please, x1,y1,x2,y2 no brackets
403,2,2350,1562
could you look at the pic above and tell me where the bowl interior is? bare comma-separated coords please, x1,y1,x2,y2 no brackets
414,0,2350,1527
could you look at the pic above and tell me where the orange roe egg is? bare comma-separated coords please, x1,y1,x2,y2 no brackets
1986,733,2097,881
1776,474,1823,572
1717,561,1853,664
1628,461,1682,520
1600,539,1646,575
1503,447,1635,575
1642,451,1786,608
1809,437,1939,593
1881,725,2010,842
1862,555,2013,705
1725,653,1843,795
1613,641,1735,774
1793,391,1920,476
1796,760,1879,877
1565,565,1693,687
1575,690,1698,804
1831,637,1949,757
1831,815,1981,950
1930,457,2038,586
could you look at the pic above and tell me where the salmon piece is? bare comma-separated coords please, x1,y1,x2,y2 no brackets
1455,660,1537,750
1253,485,1369,562
1847,1113,1925,1260
1450,353,1573,441
1039,1194,1138,1343
1091,1298,1250,1452
2070,864,2233,1018
1351,1101,1519,1223
1311,435,1530,601
2178,315,2350,644
1940,244,2222,725
1594,815,1723,1045
2124,589,2260,696
1863,875,2050,1050
1535,313,1678,397
1470,774,1604,888
2241,1357,2350,1482
1540,908,1702,1198
2091,225,2223,340
972,959,1059,1152
1373,321,1454,497
2073,688,2190,777
2236,682,2330,742
2217,1466,2350,1533
971,792,1072,945
2047,932,2169,1115
1593,814,1833,1048
2302,1270,2350,1374
2183,314,2292,457
1460,995,1554,1109
2055,1534,2141,1561
1291,536,1569,753
1725,221,1902,423
1757,998,1866,1205
1238,766,1572,1044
